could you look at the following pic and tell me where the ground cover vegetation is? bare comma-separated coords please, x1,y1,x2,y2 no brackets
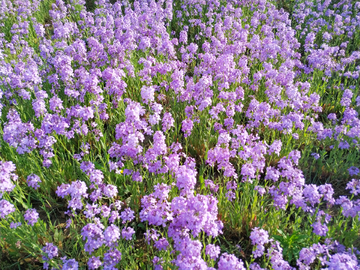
0,0,359,269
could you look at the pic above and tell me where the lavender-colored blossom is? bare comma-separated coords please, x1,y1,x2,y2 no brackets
102,184,118,198
327,253,359,270
81,222,104,254
10,222,21,229
153,256,164,270
218,253,246,270
103,248,122,267
303,184,321,207
226,190,236,202
250,263,265,270
154,237,169,251
346,179,360,196
120,208,135,224
68,180,87,198
298,247,317,266
24,208,39,226
66,219,72,229
27,174,42,190
311,221,328,237
254,186,266,196
56,183,70,198
88,256,102,270
121,227,135,240
181,118,193,138
62,258,78,270
268,140,282,156
2,0,360,268
162,112,175,132
205,244,220,260
318,184,335,204
42,243,58,260
348,166,359,176
68,197,83,210
205,179,219,193
250,228,270,258
84,203,101,219
175,165,197,195
109,210,120,224
0,200,15,218
104,224,120,247
0,161,17,196
311,153,320,160
141,86,155,104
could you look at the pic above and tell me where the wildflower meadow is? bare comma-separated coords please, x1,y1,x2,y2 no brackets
0,0,360,269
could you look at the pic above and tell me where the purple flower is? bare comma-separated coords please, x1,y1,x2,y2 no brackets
24,208,39,226
153,256,164,270
265,167,280,182
81,222,104,254
311,153,320,160
327,113,337,121
226,190,236,202
132,171,143,182
103,249,121,267
250,263,265,270
346,179,360,196
88,256,102,270
109,211,120,224
68,197,83,210
68,180,87,198
226,181,237,191
348,166,359,176
318,184,335,204
205,179,219,193
102,184,118,198
120,208,135,224
121,227,135,240
84,204,101,219
66,219,72,229
0,200,15,219
10,222,21,229
124,100,145,122
179,30,188,44
62,258,78,270
250,228,270,258
340,89,353,107
175,165,197,195
254,186,266,196
144,229,160,244
154,237,169,251
268,140,282,156
27,174,42,190
42,243,58,260
104,224,120,247
298,247,317,266
303,184,321,207
327,253,358,269
218,253,246,270
205,244,220,260
141,85,155,104
181,118,193,138
56,183,70,198
162,112,175,132
311,221,328,237
241,163,256,181
0,161,17,196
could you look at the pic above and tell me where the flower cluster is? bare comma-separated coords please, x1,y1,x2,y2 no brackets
0,0,359,268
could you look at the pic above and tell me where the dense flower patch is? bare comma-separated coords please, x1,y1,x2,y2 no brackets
0,0,359,269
